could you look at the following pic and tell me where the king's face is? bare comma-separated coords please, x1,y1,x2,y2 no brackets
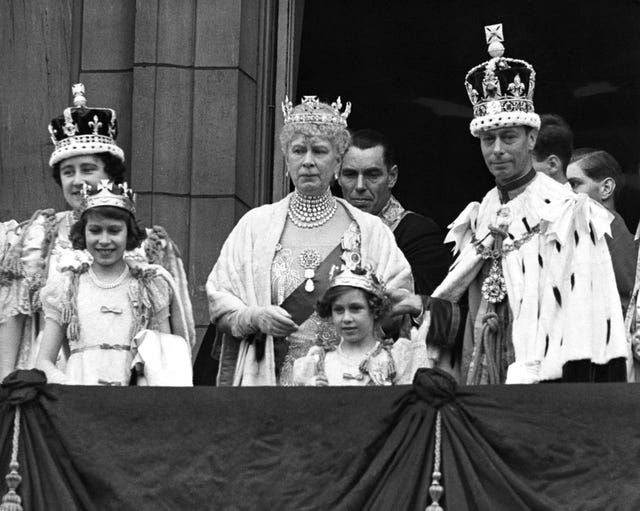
478,126,537,184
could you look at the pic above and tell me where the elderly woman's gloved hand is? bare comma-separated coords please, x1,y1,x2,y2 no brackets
250,305,299,337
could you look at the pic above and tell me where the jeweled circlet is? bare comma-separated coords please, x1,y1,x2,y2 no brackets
328,263,385,299
81,180,136,214
287,189,337,229
281,95,351,127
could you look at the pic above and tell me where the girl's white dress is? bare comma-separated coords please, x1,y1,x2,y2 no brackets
0,210,195,371
293,335,430,386
41,263,171,385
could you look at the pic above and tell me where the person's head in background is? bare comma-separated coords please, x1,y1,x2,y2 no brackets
339,129,398,215
531,114,574,185
567,148,624,211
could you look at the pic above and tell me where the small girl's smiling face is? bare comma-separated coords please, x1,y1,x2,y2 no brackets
85,212,128,270
331,288,376,345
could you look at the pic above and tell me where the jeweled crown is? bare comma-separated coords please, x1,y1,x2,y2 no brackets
328,263,385,298
81,180,136,214
48,83,125,166
464,24,540,136
282,95,351,128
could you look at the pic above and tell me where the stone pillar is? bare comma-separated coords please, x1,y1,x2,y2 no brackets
130,0,273,348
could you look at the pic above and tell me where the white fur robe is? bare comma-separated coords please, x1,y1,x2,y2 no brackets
432,173,628,383
206,194,413,386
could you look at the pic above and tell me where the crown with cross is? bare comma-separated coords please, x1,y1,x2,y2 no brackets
48,83,124,166
282,95,352,128
81,180,136,214
464,24,540,137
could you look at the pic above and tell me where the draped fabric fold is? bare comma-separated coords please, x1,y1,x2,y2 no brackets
0,370,95,511
2,369,640,510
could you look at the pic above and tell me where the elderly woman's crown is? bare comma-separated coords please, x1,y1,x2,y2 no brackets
282,96,351,128
81,180,136,214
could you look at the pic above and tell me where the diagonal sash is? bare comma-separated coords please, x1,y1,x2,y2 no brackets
254,242,344,361
279,242,343,324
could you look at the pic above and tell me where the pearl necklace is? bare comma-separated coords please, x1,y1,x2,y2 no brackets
287,190,337,228
88,265,130,289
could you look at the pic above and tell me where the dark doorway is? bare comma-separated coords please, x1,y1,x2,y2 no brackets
297,0,640,231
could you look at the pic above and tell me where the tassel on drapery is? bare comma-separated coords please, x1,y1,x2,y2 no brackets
0,406,22,511
411,368,457,511
425,410,444,511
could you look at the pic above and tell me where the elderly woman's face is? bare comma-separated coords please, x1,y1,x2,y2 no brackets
286,134,340,195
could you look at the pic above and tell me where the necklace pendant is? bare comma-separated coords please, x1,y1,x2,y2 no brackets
481,259,507,304
299,249,321,293
305,279,315,292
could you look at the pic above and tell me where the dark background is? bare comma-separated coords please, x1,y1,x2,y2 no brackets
298,0,640,231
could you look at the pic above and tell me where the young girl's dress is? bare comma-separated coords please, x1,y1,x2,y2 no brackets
293,335,430,386
41,262,172,385
0,210,195,371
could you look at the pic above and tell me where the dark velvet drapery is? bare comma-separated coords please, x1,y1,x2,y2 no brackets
1,369,640,510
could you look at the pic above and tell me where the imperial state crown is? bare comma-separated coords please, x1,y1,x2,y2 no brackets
465,24,540,137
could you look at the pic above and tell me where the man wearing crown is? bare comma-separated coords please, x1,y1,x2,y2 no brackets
392,24,629,384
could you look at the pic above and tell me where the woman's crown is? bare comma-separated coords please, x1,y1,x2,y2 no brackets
48,84,124,166
81,180,136,214
281,95,351,128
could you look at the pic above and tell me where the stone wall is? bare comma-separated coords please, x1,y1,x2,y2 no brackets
0,0,276,352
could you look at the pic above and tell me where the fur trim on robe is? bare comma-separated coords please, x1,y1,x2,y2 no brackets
432,172,628,382
206,194,414,386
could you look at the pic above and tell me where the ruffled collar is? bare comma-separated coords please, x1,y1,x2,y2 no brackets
378,195,406,231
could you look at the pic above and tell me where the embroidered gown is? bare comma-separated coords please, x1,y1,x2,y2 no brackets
271,222,362,386
292,337,429,386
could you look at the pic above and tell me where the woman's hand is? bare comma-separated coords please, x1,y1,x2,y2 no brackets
252,305,298,337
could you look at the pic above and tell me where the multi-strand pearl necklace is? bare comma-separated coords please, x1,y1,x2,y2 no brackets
287,189,337,228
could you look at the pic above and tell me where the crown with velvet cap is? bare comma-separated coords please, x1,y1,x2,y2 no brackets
282,95,351,128
328,262,385,298
48,83,124,166
81,180,136,214
465,24,540,137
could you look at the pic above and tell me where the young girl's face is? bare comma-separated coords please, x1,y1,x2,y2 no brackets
85,213,128,270
331,288,376,345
